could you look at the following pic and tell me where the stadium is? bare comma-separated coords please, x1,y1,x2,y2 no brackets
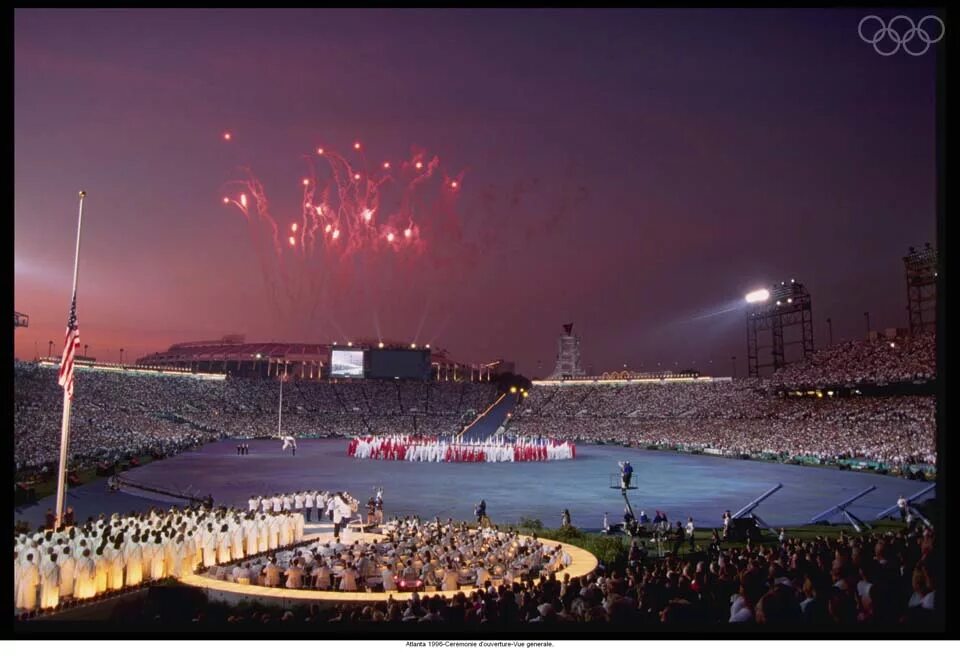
13,8,943,639
13,244,939,629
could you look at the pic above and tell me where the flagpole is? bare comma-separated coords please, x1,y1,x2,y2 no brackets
278,372,283,438
55,191,86,529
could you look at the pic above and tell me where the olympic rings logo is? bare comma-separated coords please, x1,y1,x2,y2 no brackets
858,15,945,56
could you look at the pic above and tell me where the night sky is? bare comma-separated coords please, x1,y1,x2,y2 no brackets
14,9,938,376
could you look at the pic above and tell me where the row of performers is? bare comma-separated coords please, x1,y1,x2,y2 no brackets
347,436,576,462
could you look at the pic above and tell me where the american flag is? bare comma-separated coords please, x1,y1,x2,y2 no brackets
58,293,80,399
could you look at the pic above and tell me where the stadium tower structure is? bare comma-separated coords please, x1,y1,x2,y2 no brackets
904,243,937,337
746,280,814,378
548,323,586,380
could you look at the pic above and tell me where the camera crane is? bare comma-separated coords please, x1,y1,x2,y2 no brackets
732,483,783,537
609,463,640,537
810,486,876,533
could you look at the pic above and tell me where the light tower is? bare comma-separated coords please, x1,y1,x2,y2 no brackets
14,311,29,329
745,280,814,377
904,244,937,336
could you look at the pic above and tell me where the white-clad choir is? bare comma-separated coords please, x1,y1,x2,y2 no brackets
11,494,347,614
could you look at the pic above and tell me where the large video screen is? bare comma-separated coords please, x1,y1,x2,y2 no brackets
330,348,365,378
366,349,431,380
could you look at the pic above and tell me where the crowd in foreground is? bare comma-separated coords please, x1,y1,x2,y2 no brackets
115,522,938,629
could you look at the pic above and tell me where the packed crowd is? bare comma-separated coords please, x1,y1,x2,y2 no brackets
510,383,935,467
347,436,576,463
202,517,572,594
15,356,935,478
14,362,498,475
770,334,936,389
13,501,316,615
14,363,217,474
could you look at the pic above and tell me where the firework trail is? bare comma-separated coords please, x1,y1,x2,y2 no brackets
221,136,465,327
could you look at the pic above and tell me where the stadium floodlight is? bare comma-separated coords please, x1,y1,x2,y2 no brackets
745,289,770,304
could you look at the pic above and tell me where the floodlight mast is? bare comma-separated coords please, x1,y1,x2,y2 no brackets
745,280,814,377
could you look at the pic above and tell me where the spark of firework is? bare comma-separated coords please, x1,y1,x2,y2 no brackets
221,138,557,341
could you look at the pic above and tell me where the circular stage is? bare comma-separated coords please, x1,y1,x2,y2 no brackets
114,439,930,529
179,527,598,606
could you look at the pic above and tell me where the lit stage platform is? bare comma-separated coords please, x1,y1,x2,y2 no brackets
177,525,598,608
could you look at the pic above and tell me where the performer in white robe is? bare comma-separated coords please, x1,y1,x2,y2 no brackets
106,542,125,591
244,517,259,556
94,548,108,594
191,529,203,569
140,536,155,579
231,521,245,559
16,553,39,612
124,537,143,586
181,534,197,577
58,547,76,601
257,516,270,553
268,516,280,550
201,526,218,568
171,537,190,578
294,512,305,541
163,537,177,577
280,515,293,547
216,527,231,564
14,550,21,609
73,550,97,600
304,491,314,522
39,554,60,610
150,537,166,580
332,499,345,536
